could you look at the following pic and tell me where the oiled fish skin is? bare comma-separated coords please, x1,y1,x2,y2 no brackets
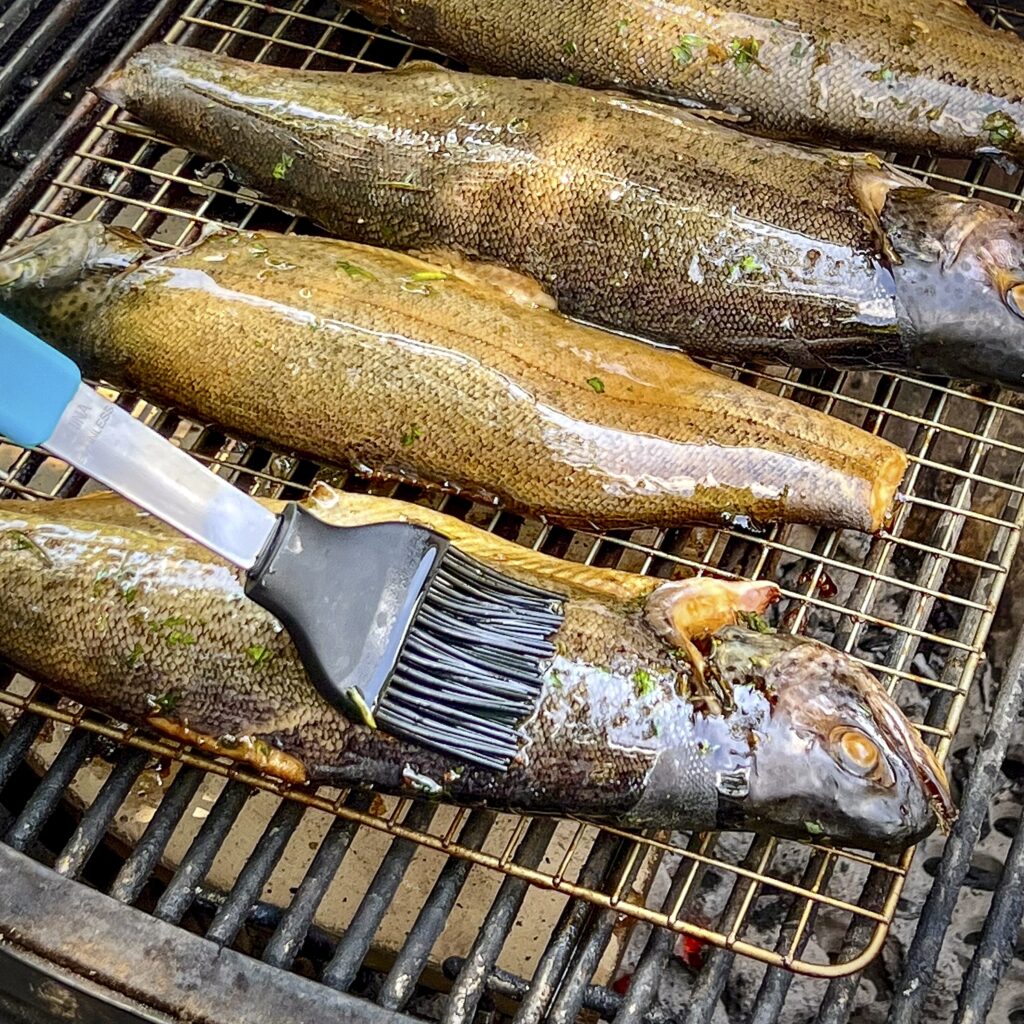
0,487,951,850
0,222,906,532
101,47,1024,387
350,0,1024,161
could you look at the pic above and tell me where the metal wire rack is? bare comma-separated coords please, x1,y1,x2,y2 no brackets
2,0,1024,1013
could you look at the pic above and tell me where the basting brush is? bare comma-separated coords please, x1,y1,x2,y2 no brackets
0,312,563,769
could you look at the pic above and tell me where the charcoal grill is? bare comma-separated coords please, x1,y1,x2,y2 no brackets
3,1,1024,1021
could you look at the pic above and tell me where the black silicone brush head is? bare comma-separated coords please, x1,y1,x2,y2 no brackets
380,546,564,769
245,504,563,770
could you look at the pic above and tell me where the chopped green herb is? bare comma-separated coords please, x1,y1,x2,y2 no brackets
152,690,179,714
983,111,1019,149
507,117,529,134
586,376,605,393
379,179,429,192
789,40,806,63
632,669,656,697
255,738,272,758
5,530,52,565
866,66,897,83
150,615,197,648
409,270,449,282
122,586,138,606
925,105,945,122
562,40,578,56
549,668,563,689
247,644,274,666
125,642,145,668
401,423,424,447
804,820,825,836
616,18,630,35
728,255,764,279
272,152,294,180
738,610,775,633
563,71,582,86
337,259,376,282
671,33,709,65
728,36,767,73
696,738,719,756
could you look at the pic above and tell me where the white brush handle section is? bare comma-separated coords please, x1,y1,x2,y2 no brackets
45,382,278,570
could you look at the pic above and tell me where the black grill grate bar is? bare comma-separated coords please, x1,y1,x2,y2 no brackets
108,764,204,904
614,833,717,1024
748,854,837,1024
0,0,40,52
153,778,251,924
0,710,44,792
205,797,306,947
681,836,776,1024
261,789,374,971
442,818,558,1024
547,844,648,1024
445,959,641,1023
815,869,895,1024
322,799,440,992
885,625,1024,1024
54,745,150,878
511,830,623,1024
952,800,1024,1023
0,0,148,151
379,808,496,1012
0,0,84,102
4,727,95,852
0,0,187,239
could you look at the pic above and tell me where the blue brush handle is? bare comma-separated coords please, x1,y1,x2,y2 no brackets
0,312,81,448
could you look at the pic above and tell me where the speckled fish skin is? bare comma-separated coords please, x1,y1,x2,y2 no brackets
0,487,952,851
346,0,1024,162
0,221,906,532
100,46,1024,388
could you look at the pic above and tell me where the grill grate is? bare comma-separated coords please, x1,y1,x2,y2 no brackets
3,0,1024,1019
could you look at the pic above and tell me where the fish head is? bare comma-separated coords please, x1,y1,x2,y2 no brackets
0,221,151,363
879,184,1024,388
707,626,953,851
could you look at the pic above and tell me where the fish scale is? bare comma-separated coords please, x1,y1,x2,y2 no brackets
0,488,952,851
100,46,1024,387
345,0,1024,160
0,220,907,531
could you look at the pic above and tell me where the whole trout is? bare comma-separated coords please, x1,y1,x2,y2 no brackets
0,221,906,532
102,47,1024,388
347,0,1024,162
0,485,952,851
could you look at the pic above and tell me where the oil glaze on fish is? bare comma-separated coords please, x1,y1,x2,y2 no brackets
100,47,1024,388
0,486,953,851
345,0,1024,163
0,221,906,532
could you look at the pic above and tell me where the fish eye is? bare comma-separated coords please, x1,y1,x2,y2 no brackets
832,727,880,776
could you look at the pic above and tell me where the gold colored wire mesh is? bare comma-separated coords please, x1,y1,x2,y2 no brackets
2,0,1024,981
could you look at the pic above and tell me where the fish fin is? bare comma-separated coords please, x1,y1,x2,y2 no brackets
406,248,558,310
303,483,656,603
645,578,780,647
147,715,308,784
393,59,448,74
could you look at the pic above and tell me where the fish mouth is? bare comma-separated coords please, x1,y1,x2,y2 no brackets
864,687,956,833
